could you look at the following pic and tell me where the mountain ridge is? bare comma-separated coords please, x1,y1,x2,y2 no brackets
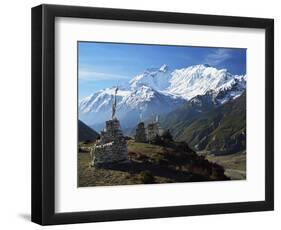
79,64,246,130
78,120,99,142
172,92,246,155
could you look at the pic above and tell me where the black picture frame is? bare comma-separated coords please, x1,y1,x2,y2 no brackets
31,4,274,225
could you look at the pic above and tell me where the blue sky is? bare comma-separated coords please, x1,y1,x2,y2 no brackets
78,42,246,99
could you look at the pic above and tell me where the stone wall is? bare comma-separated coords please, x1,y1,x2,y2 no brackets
135,121,167,143
91,119,128,167
147,122,161,142
135,122,147,143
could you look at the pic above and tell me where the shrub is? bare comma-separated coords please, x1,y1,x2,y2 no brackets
162,129,173,141
150,134,163,145
140,170,154,184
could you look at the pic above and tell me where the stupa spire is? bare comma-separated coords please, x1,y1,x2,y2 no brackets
111,86,118,120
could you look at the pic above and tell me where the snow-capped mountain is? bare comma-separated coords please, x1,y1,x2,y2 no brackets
127,64,246,104
166,64,246,101
79,64,246,130
129,64,171,91
79,85,184,130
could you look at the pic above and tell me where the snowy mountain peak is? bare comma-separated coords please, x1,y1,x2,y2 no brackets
177,63,225,74
159,64,169,72
129,64,171,91
79,64,246,128
167,64,242,100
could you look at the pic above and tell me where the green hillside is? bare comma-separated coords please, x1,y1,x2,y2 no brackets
178,93,246,155
161,92,246,155
78,140,229,187
161,92,216,138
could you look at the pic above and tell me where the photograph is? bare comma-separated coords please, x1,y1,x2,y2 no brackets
30,3,274,225
77,42,247,187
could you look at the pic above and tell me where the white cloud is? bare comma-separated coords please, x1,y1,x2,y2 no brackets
79,68,130,82
205,49,232,66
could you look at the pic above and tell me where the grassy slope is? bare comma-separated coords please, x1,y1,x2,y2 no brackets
161,93,216,138
78,140,229,187
178,92,246,155
161,93,246,180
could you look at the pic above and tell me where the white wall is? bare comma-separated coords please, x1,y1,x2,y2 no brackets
0,0,279,229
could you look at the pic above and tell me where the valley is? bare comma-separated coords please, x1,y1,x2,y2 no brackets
197,151,246,180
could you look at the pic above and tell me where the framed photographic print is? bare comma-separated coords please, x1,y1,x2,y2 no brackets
31,4,274,225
